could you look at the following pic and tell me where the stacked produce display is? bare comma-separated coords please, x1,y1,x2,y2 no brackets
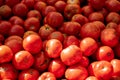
0,0,120,80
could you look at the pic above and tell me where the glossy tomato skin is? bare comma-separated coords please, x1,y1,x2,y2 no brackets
65,64,88,80
12,50,34,70
0,63,18,80
45,39,62,58
37,72,56,80
111,59,120,76
18,68,39,80
79,37,98,56
33,51,50,72
92,61,113,80
0,45,13,64
23,34,42,54
21,0,35,9
48,58,66,78
95,46,114,61
85,76,99,80
60,45,82,66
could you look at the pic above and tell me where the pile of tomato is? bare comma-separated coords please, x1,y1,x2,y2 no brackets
0,0,120,80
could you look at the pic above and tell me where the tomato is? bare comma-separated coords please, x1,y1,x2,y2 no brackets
13,3,28,18
65,64,88,80
100,28,119,47
18,68,39,80
79,37,98,56
5,0,20,8
0,45,13,63
85,76,99,80
33,51,50,72
45,12,63,28
95,46,114,61
23,31,38,39
60,45,82,66
67,0,80,4
38,24,55,40
23,34,42,54
45,39,62,58
111,59,120,76
12,50,34,70
37,72,56,80
21,0,35,9
0,5,12,19
0,63,18,80
9,16,24,26
24,17,40,32
48,58,66,78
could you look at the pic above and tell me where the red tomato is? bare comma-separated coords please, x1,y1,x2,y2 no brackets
33,51,50,72
79,37,98,56
47,31,64,42
12,50,34,70
23,31,38,39
77,56,89,67
38,24,55,40
23,34,42,54
0,45,13,63
93,60,113,80
85,76,99,80
9,24,25,37
48,58,66,78
65,64,88,80
24,17,40,32
0,63,18,80
67,0,80,4
13,3,28,18
45,39,62,58
111,59,120,76
95,46,114,61
100,28,119,47
60,45,82,66
5,0,20,8
18,68,39,80
0,5,12,19
21,0,35,9
37,72,56,80
0,21,12,36
45,12,63,28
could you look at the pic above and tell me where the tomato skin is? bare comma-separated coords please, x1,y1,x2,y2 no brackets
65,64,88,80
48,58,66,78
45,39,62,58
111,59,120,76
0,45,13,64
60,45,82,66
23,34,42,54
33,51,50,72
0,63,18,80
12,50,34,70
95,46,114,61
37,72,56,80
18,68,39,80
80,37,98,56
24,17,40,32
85,76,99,80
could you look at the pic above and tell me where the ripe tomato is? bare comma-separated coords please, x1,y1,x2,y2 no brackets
60,45,82,66
12,50,34,70
0,63,18,80
45,39,62,58
48,58,66,78
65,64,88,80
37,72,56,80
85,76,99,80
0,45,13,63
18,68,39,80
23,34,42,54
